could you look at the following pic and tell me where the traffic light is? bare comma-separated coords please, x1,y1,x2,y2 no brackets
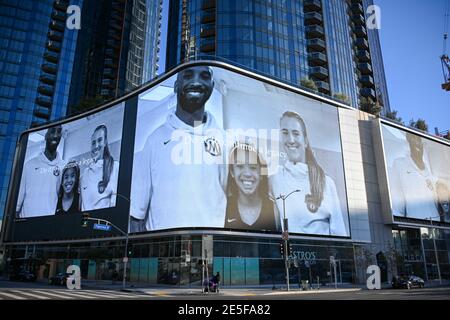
81,212,90,227
279,241,284,258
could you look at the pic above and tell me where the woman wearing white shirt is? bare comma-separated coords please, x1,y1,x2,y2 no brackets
81,124,119,211
270,111,348,237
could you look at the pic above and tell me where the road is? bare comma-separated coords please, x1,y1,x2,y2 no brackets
0,280,449,300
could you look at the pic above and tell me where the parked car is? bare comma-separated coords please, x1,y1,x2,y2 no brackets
392,275,425,289
49,273,71,286
9,270,36,282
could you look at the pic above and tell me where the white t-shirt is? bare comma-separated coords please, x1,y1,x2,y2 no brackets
270,162,348,237
16,152,64,217
80,159,119,211
130,110,227,231
390,156,439,220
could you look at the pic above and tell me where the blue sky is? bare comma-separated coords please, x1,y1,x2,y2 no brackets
375,0,450,134
158,0,449,133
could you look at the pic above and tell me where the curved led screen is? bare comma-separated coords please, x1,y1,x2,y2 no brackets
381,123,450,222
5,63,352,241
129,66,350,237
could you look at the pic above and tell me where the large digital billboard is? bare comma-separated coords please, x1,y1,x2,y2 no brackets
5,63,352,242
130,66,350,237
381,123,450,222
16,103,125,218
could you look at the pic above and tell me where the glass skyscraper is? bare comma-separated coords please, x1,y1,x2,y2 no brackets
0,0,163,220
0,0,81,220
166,0,391,112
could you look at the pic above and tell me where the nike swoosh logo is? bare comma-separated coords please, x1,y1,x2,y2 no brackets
227,219,236,223
164,139,171,145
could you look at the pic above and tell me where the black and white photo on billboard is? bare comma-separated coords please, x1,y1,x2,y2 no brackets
16,103,125,218
381,124,450,222
130,66,227,232
130,66,350,237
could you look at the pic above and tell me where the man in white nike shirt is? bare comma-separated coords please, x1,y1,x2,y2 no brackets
16,125,65,218
390,133,439,220
130,66,227,232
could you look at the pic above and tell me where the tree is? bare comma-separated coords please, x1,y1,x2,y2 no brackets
385,110,404,125
300,78,318,92
409,118,429,132
359,97,382,116
443,131,450,141
69,95,106,115
333,92,350,104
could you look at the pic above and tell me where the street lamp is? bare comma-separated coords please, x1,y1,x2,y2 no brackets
276,189,301,292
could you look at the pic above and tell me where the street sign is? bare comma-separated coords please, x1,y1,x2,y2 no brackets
123,257,128,263
93,223,111,231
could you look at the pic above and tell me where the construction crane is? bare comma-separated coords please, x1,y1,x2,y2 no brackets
441,0,450,91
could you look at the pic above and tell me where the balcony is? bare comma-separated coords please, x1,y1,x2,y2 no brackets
352,14,365,26
101,89,113,97
38,85,55,96
354,25,367,37
51,10,66,22
102,68,117,79
49,20,65,32
53,0,69,11
35,96,53,108
304,0,322,12
108,29,122,41
39,74,56,85
307,38,326,51
33,106,51,119
111,12,123,22
358,62,373,75
112,2,125,13
308,52,327,66
360,88,376,99
110,21,122,31
200,39,215,52
47,40,61,53
105,48,119,58
44,51,59,63
102,79,115,89
360,75,374,87
201,27,216,38
48,30,63,41
305,25,324,38
104,58,118,68
315,81,330,93
42,63,58,74
351,3,363,14
201,0,216,10
356,49,371,62
310,66,328,80
304,12,323,25
201,11,215,24
355,38,369,50
106,39,120,50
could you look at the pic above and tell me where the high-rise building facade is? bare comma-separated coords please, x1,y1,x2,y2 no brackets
0,0,163,219
166,0,391,113
67,0,163,112
0,0,82,221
